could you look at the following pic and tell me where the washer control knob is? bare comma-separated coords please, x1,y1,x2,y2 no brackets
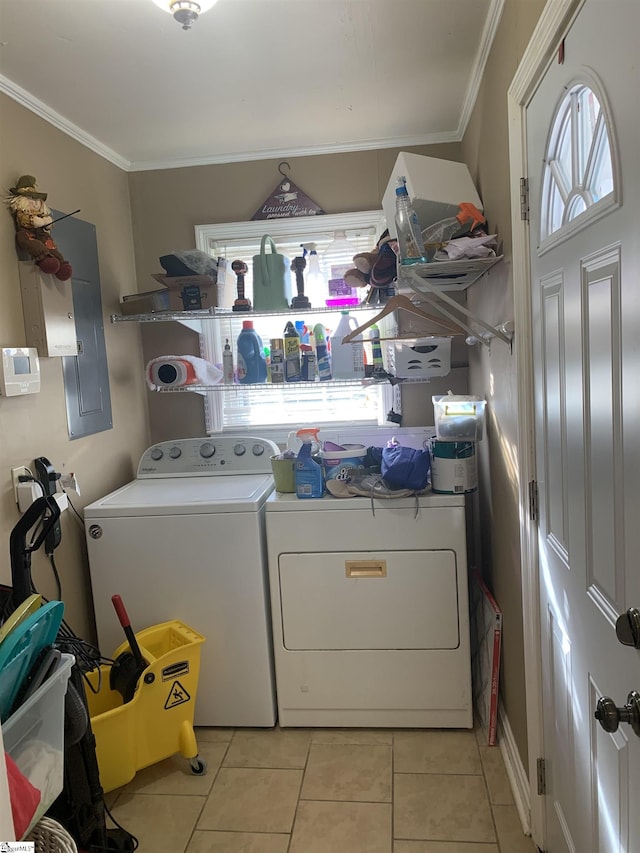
88,524,103,540
252,443,265,456
234,443,246,456
200,442,215,459
150,447,164,461
169,446,182,459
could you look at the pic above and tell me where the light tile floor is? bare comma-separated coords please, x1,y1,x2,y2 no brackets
108,725,540,853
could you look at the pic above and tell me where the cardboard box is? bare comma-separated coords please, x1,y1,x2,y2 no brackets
382,153,483,238
120,288,171,315
150,274,217,311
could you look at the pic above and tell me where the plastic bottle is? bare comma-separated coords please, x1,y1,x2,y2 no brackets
313,323,332,381
370,324,384,373
421,202,486,252
301,244,324,307
223,338,234,384
284,321,301,382
269,338,284,383
330,311,365,379
295,320,308,344
236,320,267,384
395,176,427,265
294,427,324,499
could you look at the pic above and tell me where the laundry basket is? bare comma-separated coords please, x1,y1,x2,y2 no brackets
27,817,78,853
84,619,206,793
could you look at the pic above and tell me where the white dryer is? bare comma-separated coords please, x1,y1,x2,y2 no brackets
266,491,472,728
84,435,279,727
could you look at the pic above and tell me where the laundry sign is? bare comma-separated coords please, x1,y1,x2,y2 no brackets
252,163,325,220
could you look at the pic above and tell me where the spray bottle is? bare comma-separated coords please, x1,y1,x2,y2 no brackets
395,176,426,265
294,427,324,499
301,243,324,307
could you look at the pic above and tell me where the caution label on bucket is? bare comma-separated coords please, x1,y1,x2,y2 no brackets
164,680,191,709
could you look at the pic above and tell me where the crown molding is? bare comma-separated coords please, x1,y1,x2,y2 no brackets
0,74,131,172
457,0,506,138
126,130,461,173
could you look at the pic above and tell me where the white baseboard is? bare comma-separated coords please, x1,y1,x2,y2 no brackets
498,699,532,836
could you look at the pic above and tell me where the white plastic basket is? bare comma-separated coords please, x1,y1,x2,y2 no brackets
2,653,74,836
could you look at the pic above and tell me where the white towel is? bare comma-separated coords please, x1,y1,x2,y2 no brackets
146,355,223,390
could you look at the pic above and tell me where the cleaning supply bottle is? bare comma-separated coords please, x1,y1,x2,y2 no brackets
294,427,324,498
301,244,324,307
395,176,427,265
370,324,384,373
313,323,332,381
236,320,267,384
284,321,301,382
330,311,365,379
421,202,486,257
223,338,234,384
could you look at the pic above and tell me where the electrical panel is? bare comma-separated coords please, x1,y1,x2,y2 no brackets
18,261,77,357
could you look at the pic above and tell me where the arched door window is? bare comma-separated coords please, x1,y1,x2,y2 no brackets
540,83,615,242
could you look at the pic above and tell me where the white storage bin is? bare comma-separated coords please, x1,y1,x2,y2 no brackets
2,653,74,834
382,152,483,238
433,394,486,441
384,337,451,378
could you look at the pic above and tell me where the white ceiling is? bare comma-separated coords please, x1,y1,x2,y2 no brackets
0,0,502,172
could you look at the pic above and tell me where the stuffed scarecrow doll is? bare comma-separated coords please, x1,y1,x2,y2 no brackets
7,175,72,281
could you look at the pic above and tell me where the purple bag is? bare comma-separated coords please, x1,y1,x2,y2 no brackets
381,445,430,491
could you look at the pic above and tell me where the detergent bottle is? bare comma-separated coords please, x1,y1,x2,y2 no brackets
330,311,365,380
236,320,267,384
421,202,486,257
294,427,324,498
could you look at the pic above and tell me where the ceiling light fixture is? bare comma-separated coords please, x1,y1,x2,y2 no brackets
152,0,219,30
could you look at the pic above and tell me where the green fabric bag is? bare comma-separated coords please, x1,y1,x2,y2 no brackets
252,235,292,311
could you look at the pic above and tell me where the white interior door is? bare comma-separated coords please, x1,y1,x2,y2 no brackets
526,1,640,850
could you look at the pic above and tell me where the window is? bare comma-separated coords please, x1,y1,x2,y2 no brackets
540,82,617,246
194,212,393,434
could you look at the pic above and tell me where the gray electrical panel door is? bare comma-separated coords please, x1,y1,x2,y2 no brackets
52,211,113,439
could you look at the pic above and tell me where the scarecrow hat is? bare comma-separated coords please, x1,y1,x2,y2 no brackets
9,176,47,201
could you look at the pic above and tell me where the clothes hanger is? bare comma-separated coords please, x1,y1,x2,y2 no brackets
402,268,512,346
341,293,464,343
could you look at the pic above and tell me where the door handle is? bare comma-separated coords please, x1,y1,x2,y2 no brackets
615,608,640,649
595,690,640,737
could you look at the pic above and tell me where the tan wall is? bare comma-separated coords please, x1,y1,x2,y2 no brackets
128,144,462,288
461,0,546,772
0,93,149,641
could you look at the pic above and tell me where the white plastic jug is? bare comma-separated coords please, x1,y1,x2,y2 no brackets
330,312,365,380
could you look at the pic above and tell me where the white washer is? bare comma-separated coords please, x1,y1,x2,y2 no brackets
84,435,279,727
266,491,472,728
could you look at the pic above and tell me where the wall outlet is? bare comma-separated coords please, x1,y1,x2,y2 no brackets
11,465,30,503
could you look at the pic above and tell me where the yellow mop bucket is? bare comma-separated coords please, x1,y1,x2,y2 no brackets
85,619,205,793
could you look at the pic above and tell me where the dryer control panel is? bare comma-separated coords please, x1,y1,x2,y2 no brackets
137,435,280,477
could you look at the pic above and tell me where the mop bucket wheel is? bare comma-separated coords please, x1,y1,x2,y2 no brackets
190,755,208,775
